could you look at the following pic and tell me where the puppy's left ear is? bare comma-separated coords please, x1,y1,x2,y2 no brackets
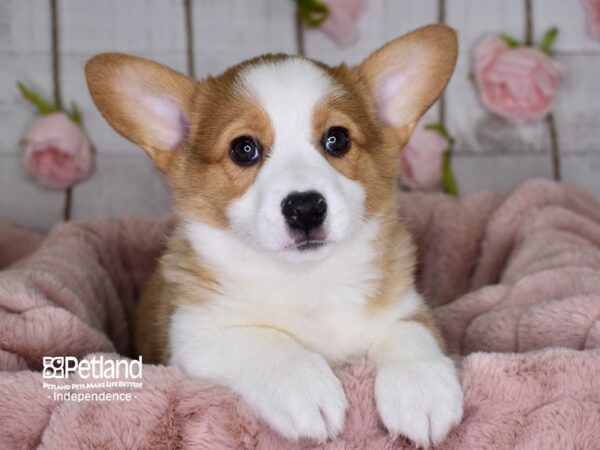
358,24,457,134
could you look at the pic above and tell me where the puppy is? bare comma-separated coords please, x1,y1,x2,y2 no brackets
86,24,463,448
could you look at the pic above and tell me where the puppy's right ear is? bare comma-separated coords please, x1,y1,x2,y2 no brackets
85,53,195,172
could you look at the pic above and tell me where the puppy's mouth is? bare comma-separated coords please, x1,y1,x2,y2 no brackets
294,239,327,251
284,227,329,252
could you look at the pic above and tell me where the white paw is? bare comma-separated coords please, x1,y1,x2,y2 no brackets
241,351,348,442
375,357,463,449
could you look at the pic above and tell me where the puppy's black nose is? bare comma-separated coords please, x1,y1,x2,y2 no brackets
281,191,327,233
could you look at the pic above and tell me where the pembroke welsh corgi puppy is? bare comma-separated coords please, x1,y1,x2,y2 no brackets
86,24,463,448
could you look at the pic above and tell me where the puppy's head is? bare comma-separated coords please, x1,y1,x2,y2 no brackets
86,25,457,263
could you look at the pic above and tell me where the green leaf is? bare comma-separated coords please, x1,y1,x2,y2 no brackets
540,27,559,55
69,102,83,125
425,122,450,140
424,122,458,195
297,0,329,27
441,150,459,196
17,82,57,114
499,34,521,48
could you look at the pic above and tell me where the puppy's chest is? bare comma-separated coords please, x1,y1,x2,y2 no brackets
189,253,393,362
229,275,380,361
173,223,419,363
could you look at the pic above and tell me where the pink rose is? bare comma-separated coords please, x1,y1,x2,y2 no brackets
398,125,448,191
474,37,564,122
319,0,364,47
583,0,600,39
23,112,93,190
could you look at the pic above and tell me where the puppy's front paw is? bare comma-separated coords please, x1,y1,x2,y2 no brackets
375,357,463,449
243,351,348,442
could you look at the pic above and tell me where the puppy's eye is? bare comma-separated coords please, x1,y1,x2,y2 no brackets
322,127,351,157
230,136,261,166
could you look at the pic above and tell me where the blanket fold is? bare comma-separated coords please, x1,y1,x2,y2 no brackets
1,179,599,449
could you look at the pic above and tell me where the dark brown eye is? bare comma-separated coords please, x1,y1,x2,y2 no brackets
230,136,261,166
322,127,351,157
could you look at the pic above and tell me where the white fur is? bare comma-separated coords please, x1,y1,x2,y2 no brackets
370,321,464,448
170,224,424,439
170,218,429,441
168,58,463,444
170,321,347,441
175,219,421,363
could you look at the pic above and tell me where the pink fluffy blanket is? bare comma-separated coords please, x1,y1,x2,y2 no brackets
1,179,600,449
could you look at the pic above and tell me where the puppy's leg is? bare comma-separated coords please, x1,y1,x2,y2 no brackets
170,326,347,442
369,310,463,448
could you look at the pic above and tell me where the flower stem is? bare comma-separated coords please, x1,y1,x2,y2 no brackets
442,150,459,196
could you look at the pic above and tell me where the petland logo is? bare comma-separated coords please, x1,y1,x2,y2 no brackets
42,356,143,402
43,355,143,379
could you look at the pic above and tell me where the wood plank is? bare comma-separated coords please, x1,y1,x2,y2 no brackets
445,0,550,153
0,0,53,154
561,154,600,199
0,0,64,229
552,54,600,153
0,154,64,229
59,0,186,55
0,0,52,52
58,0,187,156
303,0,438,66
452,153,553,196
70,153,171,219
532,0,600,53
192,0,296,78
57,0,186,219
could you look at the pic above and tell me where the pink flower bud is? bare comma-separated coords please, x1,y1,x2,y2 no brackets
583,0,600,40
23,112,93,190
474,37,564,122
399,125,448,191
319,0,364,47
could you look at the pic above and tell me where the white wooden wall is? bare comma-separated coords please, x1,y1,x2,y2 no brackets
1,0,599,230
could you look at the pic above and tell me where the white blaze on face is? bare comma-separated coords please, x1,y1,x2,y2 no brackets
227,58,366,261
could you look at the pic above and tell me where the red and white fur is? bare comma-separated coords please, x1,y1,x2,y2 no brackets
86,24,463,448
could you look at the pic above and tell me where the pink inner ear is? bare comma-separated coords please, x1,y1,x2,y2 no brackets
142,95,189,149
375,71,409,127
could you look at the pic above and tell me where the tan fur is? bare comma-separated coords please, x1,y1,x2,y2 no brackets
86,25,458,364
134,269,172,364
364,208,417,313
135,230,220,363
